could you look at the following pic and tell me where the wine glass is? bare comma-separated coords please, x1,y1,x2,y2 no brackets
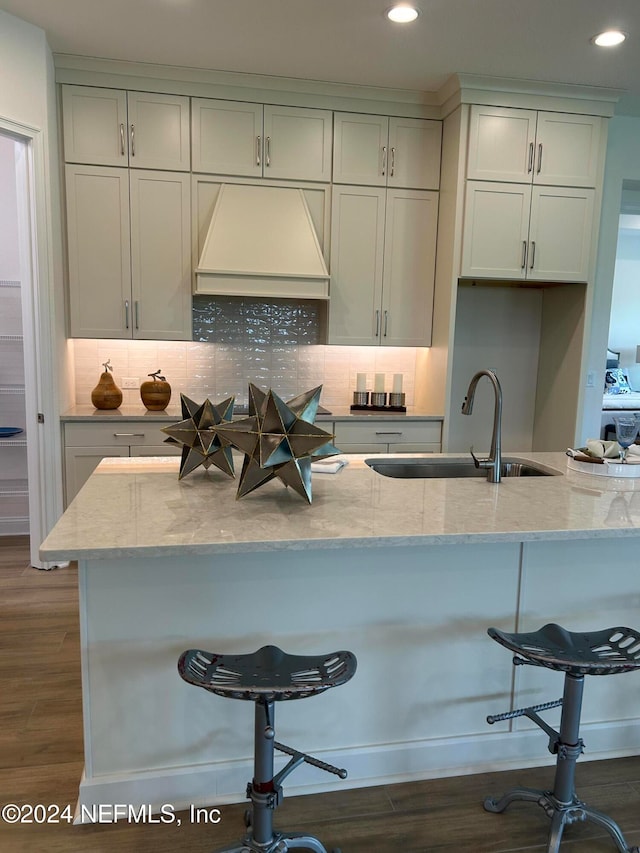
613,415,639,462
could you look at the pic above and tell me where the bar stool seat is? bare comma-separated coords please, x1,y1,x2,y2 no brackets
179,644,357,853
484,623,640,853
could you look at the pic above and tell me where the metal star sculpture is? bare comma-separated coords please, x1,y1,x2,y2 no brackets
214,383,339,503
161,394,235,480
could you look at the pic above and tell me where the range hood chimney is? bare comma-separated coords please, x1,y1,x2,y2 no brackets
195,184,330,300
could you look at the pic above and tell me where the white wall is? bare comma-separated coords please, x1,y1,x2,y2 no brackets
0,9,68,560
581,115,640,442
0,136,20,278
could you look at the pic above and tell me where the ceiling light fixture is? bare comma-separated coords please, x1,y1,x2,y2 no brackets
592,30,626,47
386,4,419,23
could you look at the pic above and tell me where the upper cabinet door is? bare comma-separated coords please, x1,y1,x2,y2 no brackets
192,98,263,177
126,92,190,171
534,113,603,188
467,106,537,183
527,187,594,282
381,189,438,346
262,105,332,182
461,181,531,280
332,113,389,186
62,86,128,167
65,164,132,338
387,118,442,190
129,171,192,339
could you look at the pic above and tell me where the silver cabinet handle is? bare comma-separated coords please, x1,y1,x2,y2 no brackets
383,310,388,337
265,136,271,167
530,241,536,269
375,309,380,337
119,123,126,156
390,147,395,177
130,124,135,157
113,433,145,438
124,299,130,329
134,300,140,330
381,146,387,176
375,431,403,436
256,136,261,166
527,142,534,174
536,143,543,174
521,240,527,270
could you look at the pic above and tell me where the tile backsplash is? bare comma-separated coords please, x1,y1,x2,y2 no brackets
71,347,427,411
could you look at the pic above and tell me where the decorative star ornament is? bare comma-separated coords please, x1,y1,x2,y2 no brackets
161,394,235,479
215,384,339,503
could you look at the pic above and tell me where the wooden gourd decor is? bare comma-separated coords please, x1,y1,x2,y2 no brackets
140,370,172,411
91,360,123,410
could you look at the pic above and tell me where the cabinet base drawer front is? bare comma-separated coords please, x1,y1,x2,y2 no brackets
334,420,442,446
65,422,171,447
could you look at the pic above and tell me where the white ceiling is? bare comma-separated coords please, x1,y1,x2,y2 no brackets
2,0,640,110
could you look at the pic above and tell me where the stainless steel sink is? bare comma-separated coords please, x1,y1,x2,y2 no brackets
365,457,559,479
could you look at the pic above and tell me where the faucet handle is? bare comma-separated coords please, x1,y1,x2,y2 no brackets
469,446,491,469
470,446,481,468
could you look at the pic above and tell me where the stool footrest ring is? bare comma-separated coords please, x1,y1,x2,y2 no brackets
487,697,563,724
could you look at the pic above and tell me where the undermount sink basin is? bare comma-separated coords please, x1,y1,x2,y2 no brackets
365,457,559,479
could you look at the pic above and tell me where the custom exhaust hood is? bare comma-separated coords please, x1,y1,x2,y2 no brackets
195,184,330,300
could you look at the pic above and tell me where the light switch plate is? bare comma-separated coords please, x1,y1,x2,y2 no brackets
121,377,139,389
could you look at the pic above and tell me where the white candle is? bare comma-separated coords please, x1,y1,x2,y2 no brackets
393,373,403,394
356,373,366,392
374,373,385,393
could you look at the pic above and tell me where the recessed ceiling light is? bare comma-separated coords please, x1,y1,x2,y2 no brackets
592,30,626,47
387,5,419,23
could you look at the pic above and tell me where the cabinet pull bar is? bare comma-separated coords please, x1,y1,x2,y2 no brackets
381,146,387,177
134,301,140,330
390,147,395,177
130,124,135,157
375,431,403,436
256,136,261,166
375,310,380,337
530,241,536,269
537,143,543,174
265,136,271,167
521,240,527,270
527,142,534,174
119,123,126,156
383,310,388,337
124,300,130,329
113,433,145,438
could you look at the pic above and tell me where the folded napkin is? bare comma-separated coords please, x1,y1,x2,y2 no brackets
585,439,621,459
310,457,348,474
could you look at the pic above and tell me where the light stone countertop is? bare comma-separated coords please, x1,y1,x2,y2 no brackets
60,405,443,422
40,452,640,561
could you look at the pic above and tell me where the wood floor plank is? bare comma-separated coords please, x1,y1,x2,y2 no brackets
0,536,639,853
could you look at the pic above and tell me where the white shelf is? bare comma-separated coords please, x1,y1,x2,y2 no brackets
0,335,23,342
0,478,28,497
0,438,27,447
0,385,25,394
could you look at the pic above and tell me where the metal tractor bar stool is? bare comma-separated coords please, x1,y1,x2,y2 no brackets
484,622,640,853
178,644,357,853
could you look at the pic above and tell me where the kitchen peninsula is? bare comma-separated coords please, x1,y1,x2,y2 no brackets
40,452,640,817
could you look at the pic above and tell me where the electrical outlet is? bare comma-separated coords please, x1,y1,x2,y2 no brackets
121,377,139,390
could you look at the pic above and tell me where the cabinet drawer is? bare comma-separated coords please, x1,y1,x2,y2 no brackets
334,420,442,447
64,421,170,447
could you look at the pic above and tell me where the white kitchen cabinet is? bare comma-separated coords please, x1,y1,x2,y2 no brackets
329,185,438,345
62,85,190,171
66,165,192,339
332,113,441,189
63,421,181,506
461,181,594,282
466,105,603,188
334,419,442,453
192,99,332,181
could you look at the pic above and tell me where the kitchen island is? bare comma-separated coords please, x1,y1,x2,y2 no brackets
40,452,640,817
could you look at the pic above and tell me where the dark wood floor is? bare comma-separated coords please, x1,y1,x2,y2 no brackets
1,534,639,852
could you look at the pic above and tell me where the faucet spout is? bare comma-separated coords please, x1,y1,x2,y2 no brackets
461,369,503,483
